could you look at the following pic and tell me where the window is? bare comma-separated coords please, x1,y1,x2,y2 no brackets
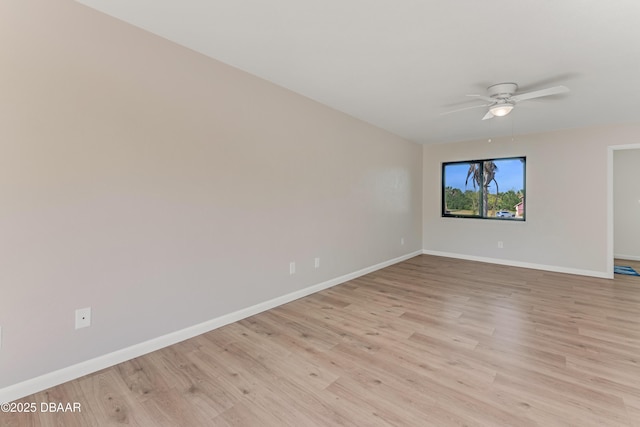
442,157,526,220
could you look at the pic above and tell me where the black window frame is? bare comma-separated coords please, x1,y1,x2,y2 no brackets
441,156,526,221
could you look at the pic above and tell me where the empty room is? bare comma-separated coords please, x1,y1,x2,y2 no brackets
2,1,640,426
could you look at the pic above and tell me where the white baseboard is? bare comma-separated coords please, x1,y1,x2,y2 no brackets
0,250,422,404
422,249,612,279
614,254,640,262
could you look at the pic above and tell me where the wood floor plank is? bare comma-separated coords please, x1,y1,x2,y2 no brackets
4,254,640,426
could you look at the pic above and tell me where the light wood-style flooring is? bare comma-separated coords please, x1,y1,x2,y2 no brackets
4,255,640,426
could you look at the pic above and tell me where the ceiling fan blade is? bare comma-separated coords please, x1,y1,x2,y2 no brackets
440,103,490,116
466,94,494,103
511,85,569,102
482,111,494,120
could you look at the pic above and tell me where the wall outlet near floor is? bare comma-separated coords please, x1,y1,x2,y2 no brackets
75,307,92,329
314,257,320,269
498,241,504,249
289,262,296,275
401,237,405,245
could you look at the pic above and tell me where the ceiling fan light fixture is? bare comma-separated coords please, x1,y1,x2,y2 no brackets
489,102,515,117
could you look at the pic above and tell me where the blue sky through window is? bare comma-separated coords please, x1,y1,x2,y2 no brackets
444,158,524,193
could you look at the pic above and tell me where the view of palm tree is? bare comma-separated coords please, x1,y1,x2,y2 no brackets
465,161,499,217
443,157,525,219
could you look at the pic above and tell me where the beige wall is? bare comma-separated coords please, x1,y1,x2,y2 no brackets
423,124,640,276
614,149,640,260
0,1,422,391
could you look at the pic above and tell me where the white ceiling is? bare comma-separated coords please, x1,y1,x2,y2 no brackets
76,0,640,144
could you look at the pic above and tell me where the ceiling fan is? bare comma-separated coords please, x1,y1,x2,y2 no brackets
443,83,570,120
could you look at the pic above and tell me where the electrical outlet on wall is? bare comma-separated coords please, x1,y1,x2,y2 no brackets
289,262,296,275
75,307,91,329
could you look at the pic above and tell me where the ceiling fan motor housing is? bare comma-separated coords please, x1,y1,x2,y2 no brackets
487,83,518,99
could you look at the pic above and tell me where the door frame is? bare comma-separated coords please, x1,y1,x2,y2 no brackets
607,143,640,277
